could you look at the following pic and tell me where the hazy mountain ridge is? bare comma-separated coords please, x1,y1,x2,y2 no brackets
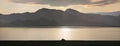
97,11,120,16
0,8,120,27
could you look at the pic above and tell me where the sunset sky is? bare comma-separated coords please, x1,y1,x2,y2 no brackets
0,0,120,14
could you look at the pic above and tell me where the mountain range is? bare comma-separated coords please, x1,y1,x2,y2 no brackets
97,11,120,16
0,8,120,27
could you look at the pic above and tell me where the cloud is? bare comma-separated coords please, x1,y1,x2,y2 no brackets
92,0,119,6
11,0,119,6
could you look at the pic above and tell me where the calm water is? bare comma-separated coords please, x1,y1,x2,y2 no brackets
0,27,120,40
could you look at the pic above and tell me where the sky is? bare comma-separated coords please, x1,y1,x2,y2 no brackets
0,0,120,14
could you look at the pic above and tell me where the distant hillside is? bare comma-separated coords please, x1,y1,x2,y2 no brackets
97,11,120,16
0,8,120,27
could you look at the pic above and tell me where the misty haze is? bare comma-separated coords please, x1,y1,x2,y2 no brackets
0,0,120,40
0,8,120,40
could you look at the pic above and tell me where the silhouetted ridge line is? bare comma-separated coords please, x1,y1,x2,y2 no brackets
0,8,120,27
98,11,120,16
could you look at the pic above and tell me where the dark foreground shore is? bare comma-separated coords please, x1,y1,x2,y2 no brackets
0,40,120,46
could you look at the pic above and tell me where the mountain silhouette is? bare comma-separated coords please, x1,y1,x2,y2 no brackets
0,8,120,27
97,11,120,16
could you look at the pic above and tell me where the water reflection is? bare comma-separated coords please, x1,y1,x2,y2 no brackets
59,28,72,40
0,27,120,40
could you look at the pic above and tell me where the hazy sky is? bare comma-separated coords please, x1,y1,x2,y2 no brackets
0,0,120,14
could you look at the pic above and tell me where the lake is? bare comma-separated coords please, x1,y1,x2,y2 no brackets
0,27,120,40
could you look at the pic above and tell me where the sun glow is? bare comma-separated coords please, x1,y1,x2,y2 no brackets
60,28,71,31
59,28,72,40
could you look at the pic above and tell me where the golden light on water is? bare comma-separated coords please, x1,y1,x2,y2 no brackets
59,28,72,40
0,27,120,40
60,28,71,31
